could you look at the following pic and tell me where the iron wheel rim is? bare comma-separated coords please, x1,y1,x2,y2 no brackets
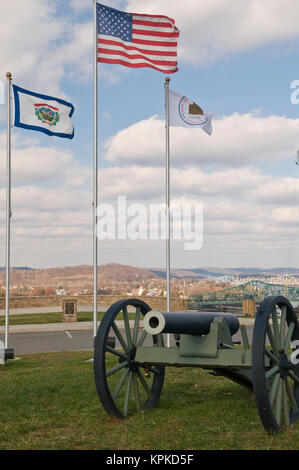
94,298,165,419
252,296,299,434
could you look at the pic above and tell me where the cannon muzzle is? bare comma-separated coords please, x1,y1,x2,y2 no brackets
143,310,240,336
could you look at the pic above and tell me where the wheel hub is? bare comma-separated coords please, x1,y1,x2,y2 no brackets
278,349,294,379
128,347,138,372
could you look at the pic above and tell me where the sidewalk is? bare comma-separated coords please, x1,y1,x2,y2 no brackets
0,317,255,334
0,306,109,316
0,322,94,334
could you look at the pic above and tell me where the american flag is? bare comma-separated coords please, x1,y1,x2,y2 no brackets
97,3,179,74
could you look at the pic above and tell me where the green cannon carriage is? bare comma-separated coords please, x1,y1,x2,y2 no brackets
93,295,299,434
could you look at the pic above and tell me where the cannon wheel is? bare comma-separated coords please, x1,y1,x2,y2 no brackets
94,299,165,419
252,296,299,434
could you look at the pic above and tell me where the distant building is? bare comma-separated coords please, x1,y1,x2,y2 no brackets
56,289,67,296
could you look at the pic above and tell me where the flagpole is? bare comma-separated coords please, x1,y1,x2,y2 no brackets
93,0,99,341
5,72,12,350
165,77,171,348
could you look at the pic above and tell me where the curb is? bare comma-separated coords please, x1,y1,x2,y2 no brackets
0,319,141,334
0,317,255,334
0,322,94,334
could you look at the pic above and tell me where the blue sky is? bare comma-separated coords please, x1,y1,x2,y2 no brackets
2,0,299,270
76,43,299,167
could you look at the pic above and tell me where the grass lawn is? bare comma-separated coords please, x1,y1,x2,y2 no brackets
0,312,105,326
0,351,299,450
0,311,139,326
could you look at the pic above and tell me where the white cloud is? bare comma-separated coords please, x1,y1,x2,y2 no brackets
104,112,299,167
0,133,92,187
71,0,126,13
93,164,299,267
270,207,299,225
0,0,93,95
1,154,299,267
0,0,134,95
252,178,299,206
1,0,298,101
126,0,299,65
0,181,93,268
70,0,93,13
98,164,268,202
0,130,298,268
0,185,90,212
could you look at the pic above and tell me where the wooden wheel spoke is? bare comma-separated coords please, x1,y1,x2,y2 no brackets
112,368,130,400
282,380,291,428
288,370,299,384
280,306,287,348
94,300,165,420
123,371,133,417
106,360,128,377
123,307,133,349
284,322,295,352
136,369,154,401
252,298,299,434
269,373,280,407
285,377,298,413
112,322,129,353
267,325,279,355
132,306,141,347
271,308,281,350
137,330,148,347
132,372,141,412
105,345,128,361
274,378,283,427
266,364,279,380
265,348,279,365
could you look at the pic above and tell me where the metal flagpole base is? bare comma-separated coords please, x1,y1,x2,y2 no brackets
5,349,14,361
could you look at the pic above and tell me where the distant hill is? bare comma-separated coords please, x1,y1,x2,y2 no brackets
149,266,299,279
148,267,206,279
0,266,32,271
0,263,159,288
0,263,298,289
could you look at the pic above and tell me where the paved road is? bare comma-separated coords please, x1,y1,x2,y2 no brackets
0,330,95,355
0,325,254,355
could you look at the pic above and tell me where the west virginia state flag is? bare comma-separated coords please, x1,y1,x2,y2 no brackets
12,85,74,139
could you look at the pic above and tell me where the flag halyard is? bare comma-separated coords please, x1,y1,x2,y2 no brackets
96,2,179,74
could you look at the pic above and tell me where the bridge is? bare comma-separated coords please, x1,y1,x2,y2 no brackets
188,280,299,309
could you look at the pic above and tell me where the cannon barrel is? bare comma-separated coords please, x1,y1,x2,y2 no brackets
143,310,240,336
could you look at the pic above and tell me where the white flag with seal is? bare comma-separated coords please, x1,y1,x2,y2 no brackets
12,85,74,139
169,89,213,135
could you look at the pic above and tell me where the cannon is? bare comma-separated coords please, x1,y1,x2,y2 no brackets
93,295,299,434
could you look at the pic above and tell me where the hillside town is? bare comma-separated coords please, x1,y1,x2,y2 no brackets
1,264,299,299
